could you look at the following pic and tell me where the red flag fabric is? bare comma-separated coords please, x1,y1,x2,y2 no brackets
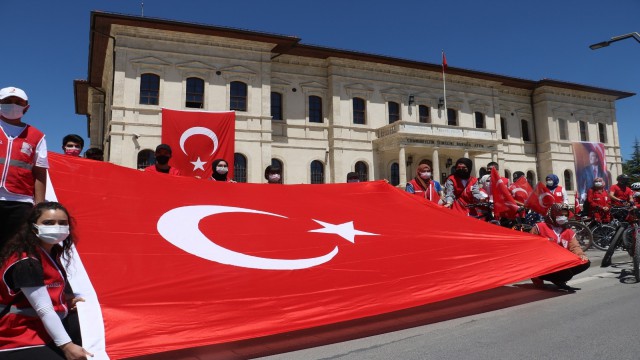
510,176,533,205
442,51,448,72
491,168,518,219
525,182,556,215
46,154,583,359
161,109,235,179
574,192,582,215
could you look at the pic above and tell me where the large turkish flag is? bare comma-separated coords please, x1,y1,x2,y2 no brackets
46,154,583,359
161,109,235,179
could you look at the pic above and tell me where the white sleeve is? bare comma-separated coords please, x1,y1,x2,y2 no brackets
34,136,49,168
22,286,72,346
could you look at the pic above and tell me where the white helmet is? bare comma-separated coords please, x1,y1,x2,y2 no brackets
631,182,640,191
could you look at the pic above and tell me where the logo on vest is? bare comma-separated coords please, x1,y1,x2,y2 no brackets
21,142,33,156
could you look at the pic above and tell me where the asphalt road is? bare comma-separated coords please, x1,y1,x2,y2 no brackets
254,249,639,360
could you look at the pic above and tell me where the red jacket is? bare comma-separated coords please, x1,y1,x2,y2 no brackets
535,222,575,249
0,124,44,197
587,188,611,222
0,247,68,350
447,175,478,215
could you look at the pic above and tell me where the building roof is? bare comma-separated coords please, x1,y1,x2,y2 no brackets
81,11,635,102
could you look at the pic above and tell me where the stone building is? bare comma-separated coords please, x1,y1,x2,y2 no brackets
74,11,633,191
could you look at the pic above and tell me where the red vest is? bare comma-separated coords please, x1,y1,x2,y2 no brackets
535,222,574,249
145,164,182,176
545,185,565,204
587,189,611,222
447,175,478,215
0,124,44,196
407,178,441,204
610,184,633,206
0,247,68,350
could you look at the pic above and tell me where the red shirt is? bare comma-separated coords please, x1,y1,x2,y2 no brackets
610,184,633,206
145,165,182,176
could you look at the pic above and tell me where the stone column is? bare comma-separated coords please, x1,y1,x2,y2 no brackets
432,147,440,180
399,146,407,185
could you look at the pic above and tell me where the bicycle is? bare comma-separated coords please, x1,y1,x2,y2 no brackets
601,208,640,282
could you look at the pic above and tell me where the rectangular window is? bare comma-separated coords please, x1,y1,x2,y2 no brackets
271,92,283,120
579,120,588,141
419,105,430,123
309,96,323,123
447,108,457,126
598,123,607,143
558,118,568,140
474,112,485,128
140,74,159,105
388,101,400,123
500,117,507,140
186,77,204,108
230,81,247,111
521,119,530,142
353,98,366,125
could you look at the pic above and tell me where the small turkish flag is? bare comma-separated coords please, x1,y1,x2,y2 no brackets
442,51,448,72
491,168,518,219
525,182,555,215
161,109,235,179
46,154,583,359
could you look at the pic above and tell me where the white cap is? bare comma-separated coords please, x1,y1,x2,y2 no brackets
0,87,28,101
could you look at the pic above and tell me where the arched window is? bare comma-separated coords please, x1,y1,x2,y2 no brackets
137,149,155,170
140,73,160,105
388,101,400,123
521,119,531,142
233,153,247,183
230,81,247,111
418,105,430,123
504,170,511,182
355,161,368,181
564,170,573,191
271,92,283,120
186,77,204,108
474,112,485,129
390,162,400,186
526,171,536,187
309,96,323,123
447,108,457,126
353,97,366,125
310,160,324,184
271,158,284,183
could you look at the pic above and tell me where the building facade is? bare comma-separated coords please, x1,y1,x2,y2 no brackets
75,12,633,192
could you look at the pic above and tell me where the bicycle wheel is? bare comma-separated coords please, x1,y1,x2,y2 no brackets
567,221,593,252
633,227,640,282
601,225,626,268
591,224,617,251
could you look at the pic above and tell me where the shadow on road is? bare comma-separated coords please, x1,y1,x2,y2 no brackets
127,285,571,360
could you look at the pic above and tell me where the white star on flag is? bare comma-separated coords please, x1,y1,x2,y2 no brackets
308,220,378,243
190,157,207,171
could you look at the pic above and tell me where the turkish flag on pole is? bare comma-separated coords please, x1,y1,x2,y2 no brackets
491,168,518,219
47,154,583,359
442,51,448,72
525,182,555,215
161,109,235,179
510,176,533,205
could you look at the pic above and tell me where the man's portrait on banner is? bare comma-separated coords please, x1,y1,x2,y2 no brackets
573,142,608,201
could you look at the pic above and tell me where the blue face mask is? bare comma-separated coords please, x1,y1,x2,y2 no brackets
0,104,25,120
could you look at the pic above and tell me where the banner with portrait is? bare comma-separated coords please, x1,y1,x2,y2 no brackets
573,142,608,201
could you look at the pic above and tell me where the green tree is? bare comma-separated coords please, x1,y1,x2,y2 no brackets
623,137,640,182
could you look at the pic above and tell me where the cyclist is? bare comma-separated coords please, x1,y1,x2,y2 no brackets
632,183,640,209
586,177,611,223
610,174,634,206
530,204,590,291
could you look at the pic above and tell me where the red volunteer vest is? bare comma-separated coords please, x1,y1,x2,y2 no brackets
0,247,68,350
535,222,574,249
447,175,478,215
544,185,564,204
407,178,441,204
0,124,44,196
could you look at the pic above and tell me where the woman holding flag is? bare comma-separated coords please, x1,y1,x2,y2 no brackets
0,202,92,359
443,158,484,216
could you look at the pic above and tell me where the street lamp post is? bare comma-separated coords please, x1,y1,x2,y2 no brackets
589,32,640,50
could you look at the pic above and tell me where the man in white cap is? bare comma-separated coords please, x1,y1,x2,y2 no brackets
0,86,48,246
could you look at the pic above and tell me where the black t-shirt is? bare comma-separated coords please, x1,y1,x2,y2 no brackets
5,258,45,291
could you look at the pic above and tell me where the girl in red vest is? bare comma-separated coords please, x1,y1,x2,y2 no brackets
530,204,590,291
586,177,611,223
543,174,569,206
443,158,482,216
405,163,441,204
0,202,92,359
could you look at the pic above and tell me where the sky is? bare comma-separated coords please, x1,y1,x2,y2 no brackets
5,0,640,159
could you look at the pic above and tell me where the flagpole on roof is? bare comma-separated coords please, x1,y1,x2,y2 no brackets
442,50,448,123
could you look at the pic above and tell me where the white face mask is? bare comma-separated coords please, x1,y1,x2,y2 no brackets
555,216,568,225
594,181,603,187
0,104,26,120
546,180,554,187
33,224,69,245
215,166,228,174
268,174,281,182
419,171,431,180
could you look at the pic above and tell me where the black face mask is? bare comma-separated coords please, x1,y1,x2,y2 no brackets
455,169,469,179
156,155,170,165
